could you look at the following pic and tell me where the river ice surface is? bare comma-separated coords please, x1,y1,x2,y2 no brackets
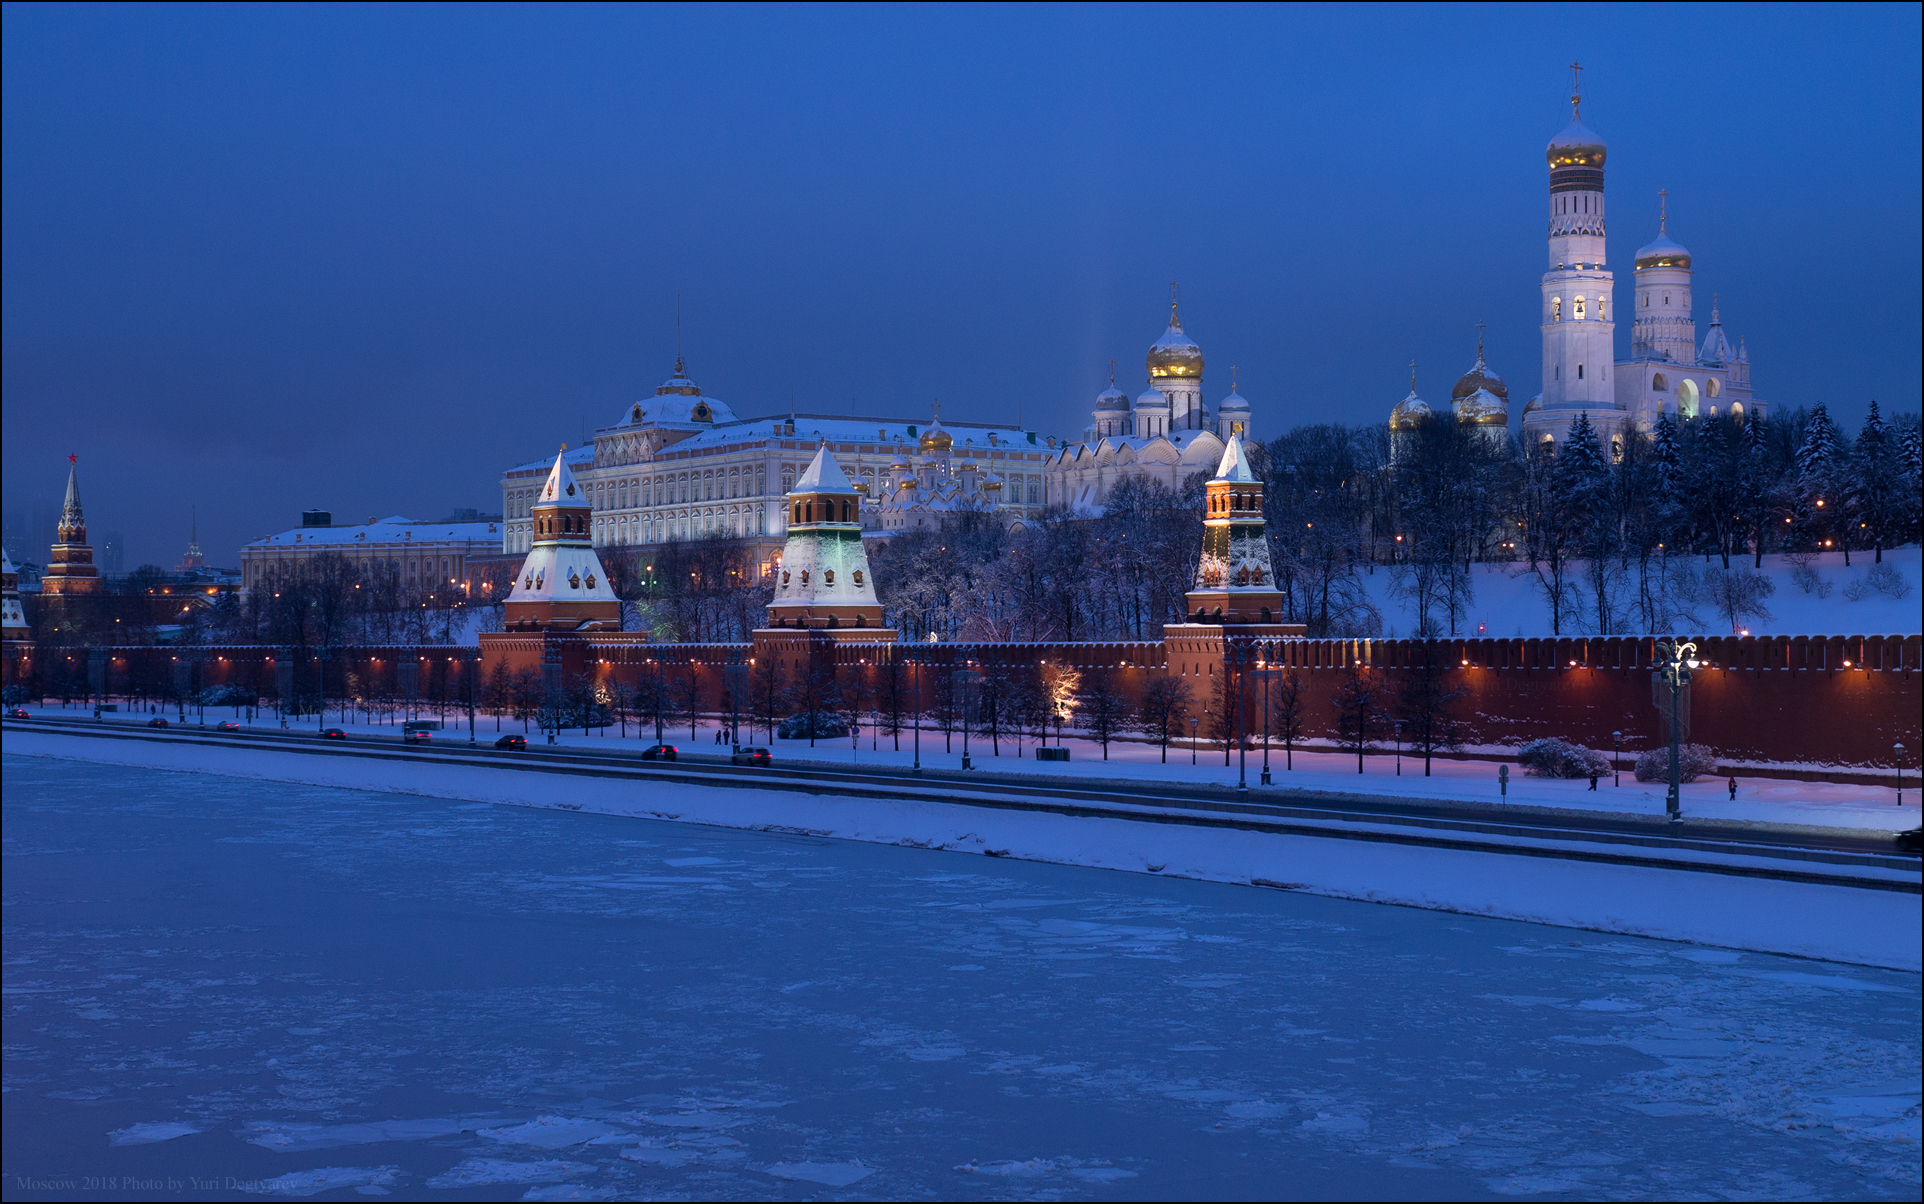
3,754,1918,1201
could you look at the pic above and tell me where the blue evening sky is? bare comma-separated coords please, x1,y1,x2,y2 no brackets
4,3,1918,568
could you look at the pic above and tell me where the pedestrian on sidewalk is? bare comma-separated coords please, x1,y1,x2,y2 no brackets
1728,775,1737,801
1587,770,1598,791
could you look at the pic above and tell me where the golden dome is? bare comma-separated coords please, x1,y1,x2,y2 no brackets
1454,387,1509,427
1147,302,1202,381
1389,393,1433,432
919,419,953,452
1546,118,1606,169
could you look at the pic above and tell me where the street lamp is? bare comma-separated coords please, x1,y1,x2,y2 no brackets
1654,638,1699,822
1259,644,1273,787
1190,715,1198,766
1897,742,1907,808
1393,720,1403,776
1612,729,1622,787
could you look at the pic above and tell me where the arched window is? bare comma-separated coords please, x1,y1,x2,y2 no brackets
1706,378,1721,398
1652,373,1668,391
1552,298,1562,322
1574,296,1586,320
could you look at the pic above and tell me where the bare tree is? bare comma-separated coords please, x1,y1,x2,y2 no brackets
1138,675,1194,763
1269,670,1306,770
1330,667,1383,774
1393,644,1468,775
1079,667,1129,760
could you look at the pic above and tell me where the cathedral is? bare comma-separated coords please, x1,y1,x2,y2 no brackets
1047,293,1253,512
1393,72,1769,453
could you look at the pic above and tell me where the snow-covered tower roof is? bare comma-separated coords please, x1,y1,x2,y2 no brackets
504,446,620,632
765,444,887,633
1699,297,1734,366
1184,434,1288,628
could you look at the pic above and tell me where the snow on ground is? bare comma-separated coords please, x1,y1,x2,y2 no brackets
40,705,1916,833
9,731,1918,971
1358,546,1921,639
3,756,1918,1201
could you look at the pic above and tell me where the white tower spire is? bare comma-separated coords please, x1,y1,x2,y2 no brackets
1529,65,1620,445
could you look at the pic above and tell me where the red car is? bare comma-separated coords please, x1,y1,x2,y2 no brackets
147,716,170,729
216,721,242,733
641,744,678,762
321,727,348,741
495,734,527,750
5,707,30,719
404,729,431,744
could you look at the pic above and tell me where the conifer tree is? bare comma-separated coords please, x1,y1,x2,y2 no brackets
1846,400,1895,562
1792,403,1843,550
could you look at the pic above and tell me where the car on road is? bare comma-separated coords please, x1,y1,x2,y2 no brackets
495,734,527,750
641,744,678,762
216,721,243,732
731,745,771,767
321,727,348,741
1897,827,1923,856
5,707,30,719
147,716,170,729
404,729,431,744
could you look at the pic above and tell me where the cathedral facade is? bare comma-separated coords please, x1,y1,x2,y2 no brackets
1047,297,1254,513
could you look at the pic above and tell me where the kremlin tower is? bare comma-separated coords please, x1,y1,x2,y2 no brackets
42,457,102,596
502,447,621,632
1184,436,1287,626
765,444,886,631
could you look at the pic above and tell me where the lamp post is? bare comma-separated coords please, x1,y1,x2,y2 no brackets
1612,729,1622,787
1394,720,1403,776
1654,638,1699,822
1190,716,1198,766
1230,639,1249,795
466,652,477,743
1897,742,1907,807
1259,647,1273,787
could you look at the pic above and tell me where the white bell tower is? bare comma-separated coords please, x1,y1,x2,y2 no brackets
1529,64,1621,446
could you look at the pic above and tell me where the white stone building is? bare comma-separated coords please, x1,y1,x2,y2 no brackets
497,357,1057,574
1522,82,1767,450
240,513,501,596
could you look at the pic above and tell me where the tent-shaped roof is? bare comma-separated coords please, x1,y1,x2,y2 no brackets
790,443,855,495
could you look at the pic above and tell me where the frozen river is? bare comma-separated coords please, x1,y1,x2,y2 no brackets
4,754,1919,1201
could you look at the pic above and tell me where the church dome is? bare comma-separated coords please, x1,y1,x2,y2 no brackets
1389,392,1432,432
1147,308,1203,381
1135,386,1170,411
1219,387,1250,413
1524,394,1543,414
1454,387,1509,427
1546,118,1606,169
1634,231,1692,271
1450,350,1508,403
1094,384,1129,413
918,420,953,452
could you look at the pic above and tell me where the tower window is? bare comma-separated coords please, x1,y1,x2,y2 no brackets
1574,297,1586,320
1577,364,1584,380
1552,298,1562,322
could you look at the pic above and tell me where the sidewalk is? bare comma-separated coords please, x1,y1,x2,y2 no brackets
23,703,1917,834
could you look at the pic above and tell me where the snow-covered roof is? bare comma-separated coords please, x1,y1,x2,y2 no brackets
537,447,583,506
1219,388,1249,412
504,445,595,476
1213,435,1257,483
1094,385,1129,412
1135,387,1170,409
1634,230,1691,269
246,516,500,549
791,444,855,495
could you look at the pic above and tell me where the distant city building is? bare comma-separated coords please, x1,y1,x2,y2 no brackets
176,510,205,572
1046,295,1253,513
497,355,1055,575
41,458,102,596
240,512,502,596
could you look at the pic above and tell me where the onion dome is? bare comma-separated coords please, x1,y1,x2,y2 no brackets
1634,231,1691,271
1450,349,1508,403
1524,394,1543,415
1219,387,1250,413
981,472,1004,493
918,419,953,452
1454,387,1509,427
1147,302,1203,382
1546,118,1606,169
1135,386,1170,411
1095,384,1129,412
1389,391,1432,432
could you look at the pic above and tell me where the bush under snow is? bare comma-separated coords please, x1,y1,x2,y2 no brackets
1634,743,1719,784
1515,739,1611,779
778,710,850,740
